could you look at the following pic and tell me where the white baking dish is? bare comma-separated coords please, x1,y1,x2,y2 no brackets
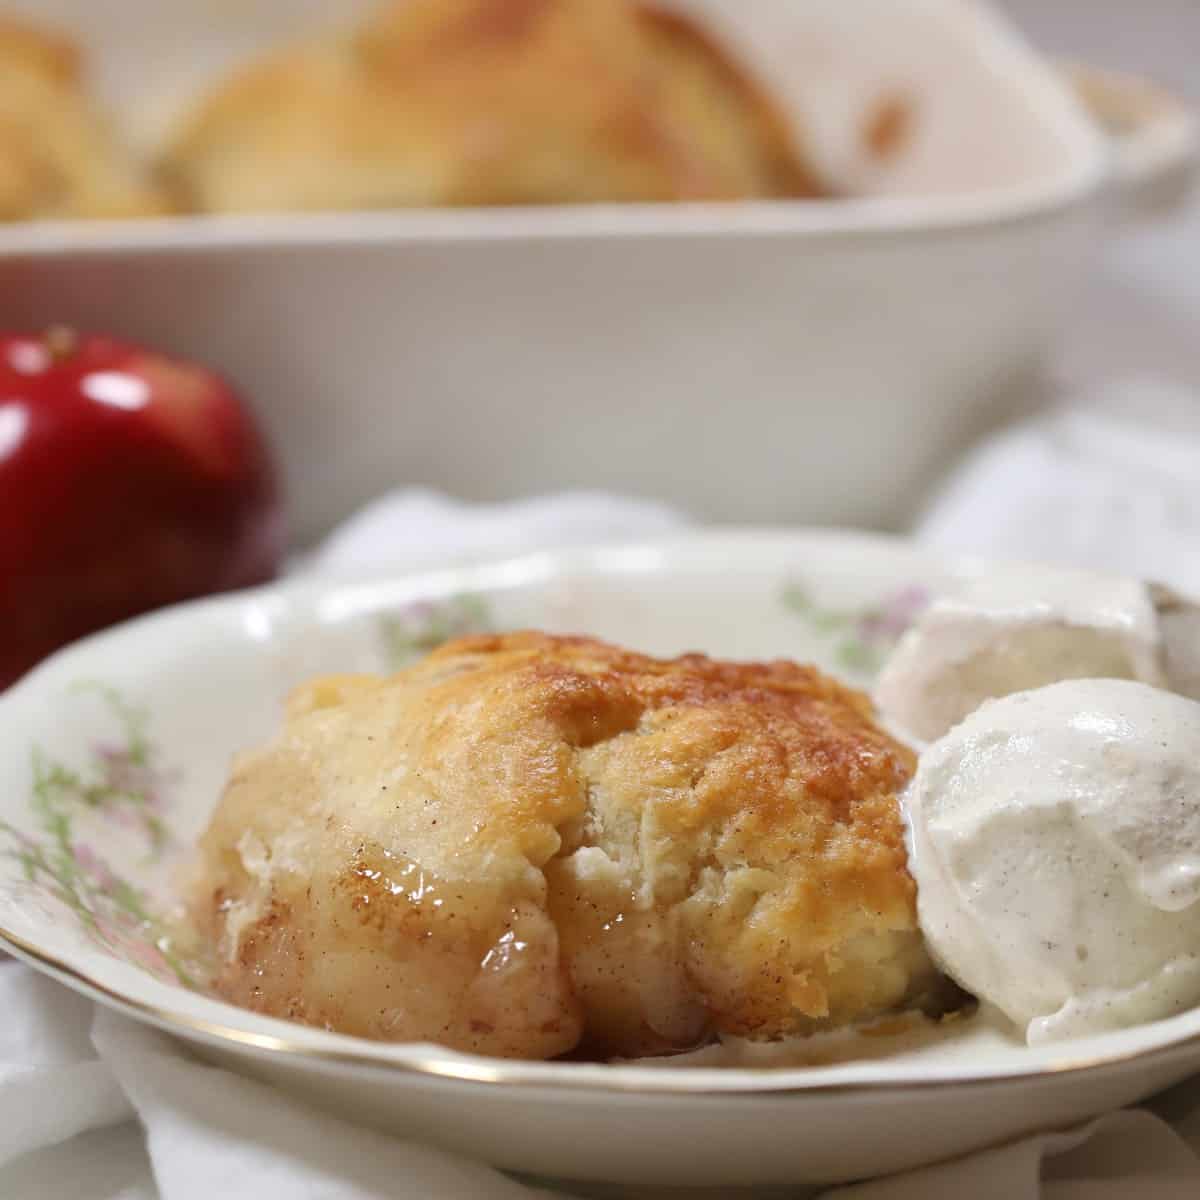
0,0,1192,542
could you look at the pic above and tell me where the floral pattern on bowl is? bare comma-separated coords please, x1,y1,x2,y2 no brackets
379,594,493,669
0,685,193,984
781,583,930,676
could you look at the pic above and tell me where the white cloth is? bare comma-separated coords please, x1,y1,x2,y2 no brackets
916,379,1200,590
306,489,688,578
5,476,1200,1199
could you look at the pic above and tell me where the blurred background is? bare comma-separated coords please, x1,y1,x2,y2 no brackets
1001,0,1200,390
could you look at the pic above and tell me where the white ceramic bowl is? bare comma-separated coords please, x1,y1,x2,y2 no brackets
2,531,1199,1188
0,1,1193,542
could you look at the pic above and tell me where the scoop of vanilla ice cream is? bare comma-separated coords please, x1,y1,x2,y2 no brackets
875,565,1178,743
908,678,1200,1045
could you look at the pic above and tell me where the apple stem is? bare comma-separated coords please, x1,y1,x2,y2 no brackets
43,326,78,360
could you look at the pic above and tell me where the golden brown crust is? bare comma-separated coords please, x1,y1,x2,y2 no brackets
633,6,826,200
0,16,165,221
193,633,934,1059
0,17,81,85
164,0,827,213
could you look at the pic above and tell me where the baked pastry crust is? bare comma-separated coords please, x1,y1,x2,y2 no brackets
193,632,934,1059
164,0,824,212
0,17,163,221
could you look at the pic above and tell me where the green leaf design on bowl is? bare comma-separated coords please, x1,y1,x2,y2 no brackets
783,583,930,679
379,593,493,669
0,684,192,985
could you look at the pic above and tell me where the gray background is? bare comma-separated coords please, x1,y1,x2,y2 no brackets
1000,0,1200,394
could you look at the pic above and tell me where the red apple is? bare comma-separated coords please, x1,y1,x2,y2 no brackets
0,329,283,688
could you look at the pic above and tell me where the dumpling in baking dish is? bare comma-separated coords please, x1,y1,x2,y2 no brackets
192,632,939,1059
163,0,824,212
0,16,163,221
